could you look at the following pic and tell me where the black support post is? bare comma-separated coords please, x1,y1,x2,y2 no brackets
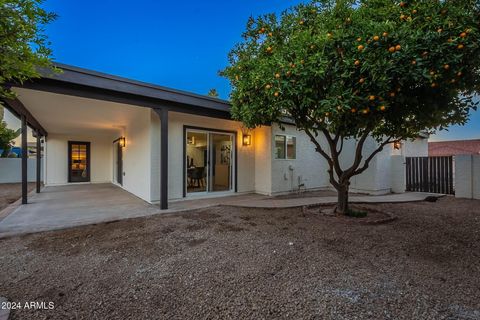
21,115,28,204
36,133,41,193
159,108,169,210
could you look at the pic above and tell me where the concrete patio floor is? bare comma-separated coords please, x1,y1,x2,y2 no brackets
0,183,442,238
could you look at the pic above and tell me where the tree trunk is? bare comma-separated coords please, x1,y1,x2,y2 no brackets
335,183,349,215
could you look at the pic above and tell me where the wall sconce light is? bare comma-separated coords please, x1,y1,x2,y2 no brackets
119,137,126,148
393,141,401,150
242,134,252,146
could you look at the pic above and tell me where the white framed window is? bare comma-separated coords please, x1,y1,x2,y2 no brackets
275,135,296,159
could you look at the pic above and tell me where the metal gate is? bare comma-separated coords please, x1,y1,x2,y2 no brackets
405,156,454,194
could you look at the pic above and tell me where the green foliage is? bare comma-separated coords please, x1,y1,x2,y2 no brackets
207,88,219,97
0,0,57,100
0,121,20,157
222,0,480,141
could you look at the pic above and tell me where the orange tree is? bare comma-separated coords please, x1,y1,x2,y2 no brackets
222,0,480,214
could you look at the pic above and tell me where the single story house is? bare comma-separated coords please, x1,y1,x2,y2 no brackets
2,64,428,209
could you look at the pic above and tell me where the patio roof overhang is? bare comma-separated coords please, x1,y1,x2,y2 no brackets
18,63,233,120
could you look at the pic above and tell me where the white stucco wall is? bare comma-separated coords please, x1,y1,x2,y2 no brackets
268,125,427,195
392,137,429,157
121,107,152,202
45,134,113,186
390,155,406,193
153,112,256,202
270,124,330,194
254,126,272,195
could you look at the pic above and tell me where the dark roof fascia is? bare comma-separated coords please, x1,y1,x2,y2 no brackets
48,63,231,111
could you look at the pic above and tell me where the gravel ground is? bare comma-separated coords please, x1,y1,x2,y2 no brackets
0,183,36,212
0,196,479,319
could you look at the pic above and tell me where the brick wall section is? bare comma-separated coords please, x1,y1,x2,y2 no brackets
429,139,480,156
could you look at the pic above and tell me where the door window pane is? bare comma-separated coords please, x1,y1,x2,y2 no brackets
186,131,207,193
210,133,232,192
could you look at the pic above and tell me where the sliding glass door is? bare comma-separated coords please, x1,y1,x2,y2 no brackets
185,129,234,195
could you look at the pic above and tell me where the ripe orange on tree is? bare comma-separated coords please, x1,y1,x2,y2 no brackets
354,60,360,66
388,46,396,53
395,44,401,51
373,35,380,41
358,45,365,51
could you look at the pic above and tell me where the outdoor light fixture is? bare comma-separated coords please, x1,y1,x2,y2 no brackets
119,137,126,148
393,141,401,150
242,134,252,146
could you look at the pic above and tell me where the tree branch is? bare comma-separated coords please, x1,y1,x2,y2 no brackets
320,128,344,177
342,128,371,179
353,138,394,176
304,128,340,189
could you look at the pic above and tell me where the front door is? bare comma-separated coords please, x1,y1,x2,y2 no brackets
68,141,90,183
113,141,123,186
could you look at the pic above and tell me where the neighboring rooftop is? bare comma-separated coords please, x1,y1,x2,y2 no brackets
429,139,480,156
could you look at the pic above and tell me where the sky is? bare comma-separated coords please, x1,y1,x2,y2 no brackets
40,0,479,141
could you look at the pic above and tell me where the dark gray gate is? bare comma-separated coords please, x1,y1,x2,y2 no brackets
405,156,454,194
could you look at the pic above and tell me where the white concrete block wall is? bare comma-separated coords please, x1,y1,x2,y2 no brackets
0,158,43,183
455,155,480,200
474,156,480,200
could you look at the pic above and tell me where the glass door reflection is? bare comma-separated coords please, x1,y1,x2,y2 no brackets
68,141,90,182
185,129,234,195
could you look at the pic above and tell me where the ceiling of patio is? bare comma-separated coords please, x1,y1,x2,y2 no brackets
13,88,148,137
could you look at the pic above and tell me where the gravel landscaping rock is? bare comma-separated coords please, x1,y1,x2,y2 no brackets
0,183,36,213
0,196,479,319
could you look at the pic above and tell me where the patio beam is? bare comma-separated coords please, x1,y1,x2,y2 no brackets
154,108,169,210
36,133,41,193
21,114,28,204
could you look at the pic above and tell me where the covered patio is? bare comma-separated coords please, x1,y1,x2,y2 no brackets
0,184,160,237
2,63,233,210
0,183,264,237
